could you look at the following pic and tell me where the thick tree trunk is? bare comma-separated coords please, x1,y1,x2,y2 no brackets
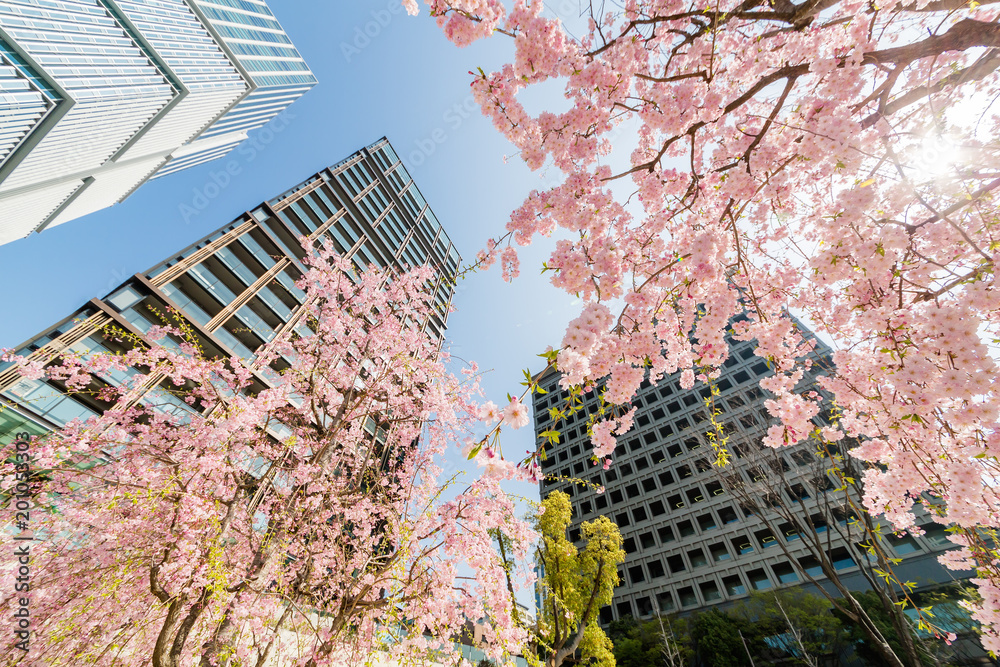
152,589,211,667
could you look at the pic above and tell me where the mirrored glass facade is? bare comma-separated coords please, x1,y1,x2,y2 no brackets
0,0,314,245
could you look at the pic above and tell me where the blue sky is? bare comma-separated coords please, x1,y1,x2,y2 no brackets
0,2,585,506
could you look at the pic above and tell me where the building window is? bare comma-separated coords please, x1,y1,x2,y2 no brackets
773,562,798,584
596,496,608,510
830,548,856,571
657,591,675,612
616,601,633,619
581,501,592,515
889,534,922,555
610,490,624,504
658,526,675,543
700,581,722,602
756,529,778,549
648,559,665,579
623,537,637,554
600,606,614,624
642,477,657,493
650,500,666,516
667,555,686,574
616,512,631,527
780,522,800,542
747,569,771,591
732,536,753,555
678,586,698,607
723,575,746,596
921,524,951,547
629,566,646,584
688,549,708,569
636,597,652,617
718,506,739,524
659,471,675,486
625,484,640,498
799,556,823,578
710,543,730,563
632,506,648,523
640,532,656,549
678,521,695,538
698,513,717,532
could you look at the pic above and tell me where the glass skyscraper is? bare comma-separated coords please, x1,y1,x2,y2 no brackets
0,0,315,246
0,138,460,444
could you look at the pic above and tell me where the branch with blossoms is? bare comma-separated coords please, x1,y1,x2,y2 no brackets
409,0,1000,654
0,242,539,667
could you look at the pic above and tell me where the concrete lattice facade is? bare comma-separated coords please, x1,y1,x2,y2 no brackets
0,138,460,443
533,323,962,625
0,0,315,245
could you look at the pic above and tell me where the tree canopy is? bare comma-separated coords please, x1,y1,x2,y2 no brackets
534,490,624,667
0,243,536,666
408,0,1000,652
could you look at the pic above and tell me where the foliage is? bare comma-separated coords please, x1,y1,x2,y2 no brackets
691,609,751,667
0,243,536,666
408,0,1000,654
607,615,692,667
729,589,848,665
534,490,625,667
833,590,935,666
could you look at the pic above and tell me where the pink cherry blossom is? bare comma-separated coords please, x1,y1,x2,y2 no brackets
502,397,530,429
412,0,1000,650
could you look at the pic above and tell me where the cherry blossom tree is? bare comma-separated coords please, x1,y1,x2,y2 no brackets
0,242,537,667
407,0,1000,653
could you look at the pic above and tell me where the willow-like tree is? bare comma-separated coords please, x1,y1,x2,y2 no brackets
0,242,538,667
533,490,624,667
407,0,1000,651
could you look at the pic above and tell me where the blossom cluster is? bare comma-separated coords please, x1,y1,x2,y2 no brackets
410,0,1000,651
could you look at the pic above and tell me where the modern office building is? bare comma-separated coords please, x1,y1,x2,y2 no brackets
0,137,460,444
0,0,316,246
533,324,964,625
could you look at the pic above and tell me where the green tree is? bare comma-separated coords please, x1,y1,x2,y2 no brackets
691,609,751,667
607,614,692,667
534,490,625,667
729,589,847,666
833,590,933,666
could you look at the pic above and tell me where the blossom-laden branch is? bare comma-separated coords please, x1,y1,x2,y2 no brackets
0,241,538,666
410,0,1000,653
